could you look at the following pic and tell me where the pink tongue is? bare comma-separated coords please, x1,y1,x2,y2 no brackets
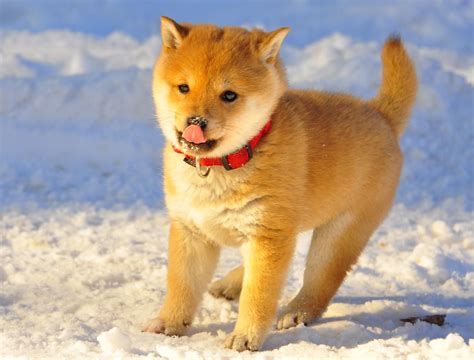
182,124,206,144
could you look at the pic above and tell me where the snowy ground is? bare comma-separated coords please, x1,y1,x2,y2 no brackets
1,1,473,359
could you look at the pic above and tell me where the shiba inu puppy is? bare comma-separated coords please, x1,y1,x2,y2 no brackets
143,16,417,351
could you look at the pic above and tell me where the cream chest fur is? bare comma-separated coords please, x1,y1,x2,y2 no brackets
165,151,264,246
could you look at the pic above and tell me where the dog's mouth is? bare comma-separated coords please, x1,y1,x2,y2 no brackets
176,130,217,153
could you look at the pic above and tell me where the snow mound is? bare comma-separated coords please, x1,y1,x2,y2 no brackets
0,30,161,79
97,327,132,355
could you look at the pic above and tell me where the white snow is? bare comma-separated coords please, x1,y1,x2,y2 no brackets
1,1,473,359
0,30,161,79
97,327,132,355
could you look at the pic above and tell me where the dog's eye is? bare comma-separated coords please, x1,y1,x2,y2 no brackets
178,84,189,94
221,90,238,103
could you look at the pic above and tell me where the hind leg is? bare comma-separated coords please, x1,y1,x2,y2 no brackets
209,265,243,300
277,207,388,330
209,243,250,300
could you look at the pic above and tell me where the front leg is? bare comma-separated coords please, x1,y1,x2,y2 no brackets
225,233,295,351
143,221,220,335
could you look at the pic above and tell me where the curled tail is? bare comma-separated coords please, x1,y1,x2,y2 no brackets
369,36,417,139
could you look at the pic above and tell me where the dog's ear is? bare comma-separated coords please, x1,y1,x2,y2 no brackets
259,27,290,64
160,16,189,50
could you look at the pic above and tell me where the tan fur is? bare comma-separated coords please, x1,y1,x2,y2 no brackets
144,17,417,351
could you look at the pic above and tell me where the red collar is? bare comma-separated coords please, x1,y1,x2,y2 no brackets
172,120,271,171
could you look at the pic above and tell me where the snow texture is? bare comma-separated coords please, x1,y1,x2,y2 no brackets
0,0,473,359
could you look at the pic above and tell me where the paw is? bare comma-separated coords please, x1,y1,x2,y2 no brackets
142,316,189,336
224,331,262,352
209,278,241,300
276,310,311,330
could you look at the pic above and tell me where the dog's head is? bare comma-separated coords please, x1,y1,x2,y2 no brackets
153,17,289,157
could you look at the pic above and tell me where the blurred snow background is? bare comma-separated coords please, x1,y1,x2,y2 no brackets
0,0,473,358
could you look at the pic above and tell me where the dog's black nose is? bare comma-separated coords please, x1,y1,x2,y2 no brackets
187,116,208,129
